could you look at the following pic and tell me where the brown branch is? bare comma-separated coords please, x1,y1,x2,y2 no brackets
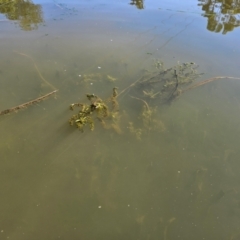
183,76,240,93
0,90,58,116
130,96,150,111
13,50,57,91
117,76,144,97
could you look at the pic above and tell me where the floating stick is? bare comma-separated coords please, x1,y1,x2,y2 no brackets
0,90,58,116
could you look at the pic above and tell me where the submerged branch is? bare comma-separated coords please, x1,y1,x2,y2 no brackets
130,95,150,111
13,50,57,91
183,76,240,93
0,90,58,116
117,76,144,97
167,69,179,102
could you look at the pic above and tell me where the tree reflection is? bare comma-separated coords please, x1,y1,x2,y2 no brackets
130,0,144,9
0,0,43,31
198,0,240,34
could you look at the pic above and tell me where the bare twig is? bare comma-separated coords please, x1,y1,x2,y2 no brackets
0,90,58,116
13,50,57,91
183,76,240,93
130,96,150,111
117,76,144,97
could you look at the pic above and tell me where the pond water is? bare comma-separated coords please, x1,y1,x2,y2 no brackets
1,0,240,239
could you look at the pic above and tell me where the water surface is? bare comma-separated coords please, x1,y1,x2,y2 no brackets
1,1,240,239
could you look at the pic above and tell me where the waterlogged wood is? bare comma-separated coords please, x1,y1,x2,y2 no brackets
184,76,240,92
0,90,58,116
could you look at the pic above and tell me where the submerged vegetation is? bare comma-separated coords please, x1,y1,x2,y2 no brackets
69,60,240,138
69,93,108,131
69,61,200,136
1,50,239,140
69,88,120,132
118,60,202,102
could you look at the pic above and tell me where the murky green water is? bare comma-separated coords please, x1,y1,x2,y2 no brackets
1,1,240,239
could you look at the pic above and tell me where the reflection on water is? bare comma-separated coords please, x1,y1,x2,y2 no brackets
129,0,240,34
198,0,240,34
130,0,144,9
0,0,240,240
0,0,43,30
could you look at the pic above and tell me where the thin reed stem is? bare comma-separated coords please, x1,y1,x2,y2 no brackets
13,50,57,90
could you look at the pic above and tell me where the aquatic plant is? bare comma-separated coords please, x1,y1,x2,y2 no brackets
67,61,204,135
69,94,107,131
69,88,119,132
